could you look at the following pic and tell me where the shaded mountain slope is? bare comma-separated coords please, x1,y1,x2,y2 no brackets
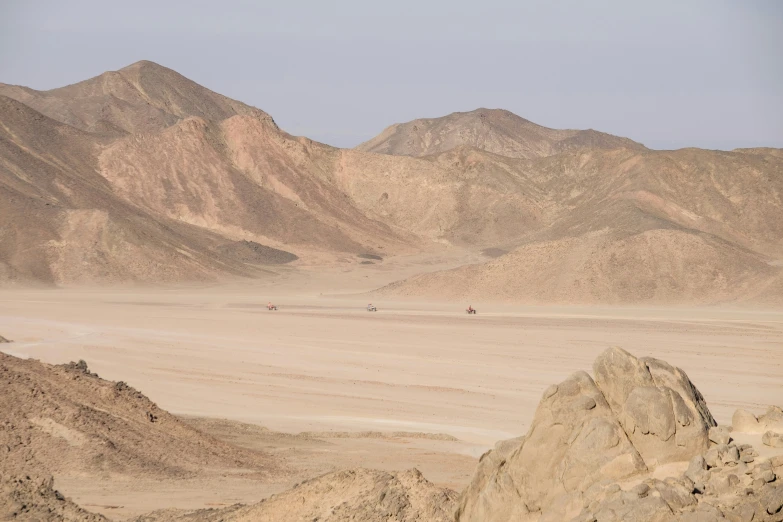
0,353,273,480
356,108,646,159
0,95,272,284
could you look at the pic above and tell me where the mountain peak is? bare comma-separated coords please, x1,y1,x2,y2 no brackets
356,109,644,159
0,61,261,136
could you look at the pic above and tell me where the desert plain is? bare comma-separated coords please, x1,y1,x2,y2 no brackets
2,59,783,521
1,257,781,519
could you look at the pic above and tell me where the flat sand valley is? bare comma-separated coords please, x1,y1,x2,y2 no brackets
1,264,782,518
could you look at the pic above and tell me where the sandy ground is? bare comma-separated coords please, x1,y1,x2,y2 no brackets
1,262,782,518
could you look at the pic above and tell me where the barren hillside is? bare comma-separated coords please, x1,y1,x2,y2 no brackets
375,145,783,304
2,60,782,303
355,108,646,159
0,60,259,136
0,62,418,285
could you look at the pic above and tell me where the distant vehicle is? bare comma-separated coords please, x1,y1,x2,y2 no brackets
367,303,377,312
267,302,278,311
466,305,477,315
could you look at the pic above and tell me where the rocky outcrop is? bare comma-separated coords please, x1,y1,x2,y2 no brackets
0,474,107,522
456,347,783,522
734,406,783,434
456,369,647,522
593,347,716,466
765,432,783,449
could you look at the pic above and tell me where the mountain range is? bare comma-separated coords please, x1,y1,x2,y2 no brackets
1,60,781,304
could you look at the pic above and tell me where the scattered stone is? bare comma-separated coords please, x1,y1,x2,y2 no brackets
710,425,732,445
722,445,740,466
763,431,783,448
759,469,776,484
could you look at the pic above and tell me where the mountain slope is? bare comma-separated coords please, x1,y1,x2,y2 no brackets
0,60,259,136
2,61,782,302
379,228,781,305
0,95,281,285
356,108,646,159
0,64,418,285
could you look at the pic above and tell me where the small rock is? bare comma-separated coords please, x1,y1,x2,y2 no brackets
741,454,755,463
705,447,721,468
686,455,708,482
762,430,783,448
765,485,783,514
631,483,650,498
709,425,732,445
760,469,776,483
722,445,740,465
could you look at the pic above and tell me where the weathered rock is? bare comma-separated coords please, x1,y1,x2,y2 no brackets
593,348,715,467
762,407,783,433
457,349,783,522
722,445,740,466
687,455,710,484
763,431,783,449
734,406,783,435
733,409,762,433
456,369,646,522
710,426,733,445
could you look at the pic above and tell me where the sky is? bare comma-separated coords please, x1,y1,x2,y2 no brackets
1,0,781,150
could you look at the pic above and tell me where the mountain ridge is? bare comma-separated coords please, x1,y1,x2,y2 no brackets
355,107,647,159
1,60,781,304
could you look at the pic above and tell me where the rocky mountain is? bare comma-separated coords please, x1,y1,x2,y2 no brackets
377,145,783,305
1,60,781,304
355,108,646,159
0,62,419,285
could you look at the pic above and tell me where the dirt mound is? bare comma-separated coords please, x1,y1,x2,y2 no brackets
356,108,646,159
457,347,783,522
0,475,107,522
131,468,458,522
0,353,273,480
216,240,299,265
380,228,782,305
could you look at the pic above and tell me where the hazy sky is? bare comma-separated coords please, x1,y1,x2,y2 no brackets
1,1,781,150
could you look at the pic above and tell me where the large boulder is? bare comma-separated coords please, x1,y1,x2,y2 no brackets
456,370,646,522
734,406,783,434
593,348,716,466
457,347,718,522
